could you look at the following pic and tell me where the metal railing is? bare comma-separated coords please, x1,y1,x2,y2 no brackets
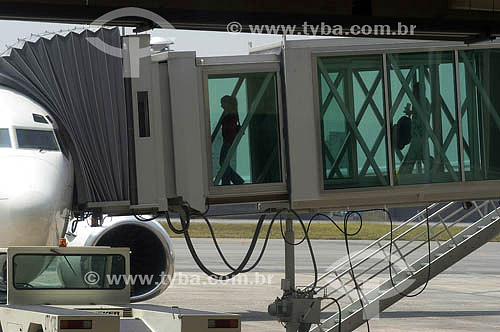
310,200,499,324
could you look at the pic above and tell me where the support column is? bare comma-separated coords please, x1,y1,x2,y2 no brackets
284,214,295,290
284,214,296,332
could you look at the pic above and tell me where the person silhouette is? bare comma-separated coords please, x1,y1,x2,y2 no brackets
398,82,434,178
219,95,244,185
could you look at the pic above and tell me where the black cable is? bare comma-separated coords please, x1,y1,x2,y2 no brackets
324,297,342,332
174,206,319,291
343,211,370,332
71,219,79,233
71,211,92,233
286,209,319,292
198,201,211,216
165,206,192,235
165,204,270,274
168,200,431,332
309,212,363,237
388,206,432,298
178,208,281,280
339,206,432,332
134,214,159,222
192,211,275,273
279,213,313,246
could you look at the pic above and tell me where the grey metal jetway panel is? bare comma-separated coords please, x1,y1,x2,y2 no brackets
126,35,175,211
167,52,207,211
157,62,178,200
284,47,323,207
128,35,160,208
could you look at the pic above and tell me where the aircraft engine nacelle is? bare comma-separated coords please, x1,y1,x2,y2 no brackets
65,217,175,302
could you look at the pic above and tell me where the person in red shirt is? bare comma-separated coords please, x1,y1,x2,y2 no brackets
219,95,244,185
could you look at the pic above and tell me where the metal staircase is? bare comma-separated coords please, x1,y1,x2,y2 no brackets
311,200,500,332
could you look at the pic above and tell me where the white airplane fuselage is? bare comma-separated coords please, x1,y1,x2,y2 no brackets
0,87,73,246
0,87,175,301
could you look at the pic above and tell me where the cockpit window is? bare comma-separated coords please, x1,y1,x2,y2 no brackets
0,129,11,148
32,114,49,124
16,129,59,151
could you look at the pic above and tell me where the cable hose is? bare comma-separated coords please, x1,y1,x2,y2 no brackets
180,211,270,280
278,209,319,291
165,206,191,235
166,201,430,332
193,211,276,273
178,208,319,291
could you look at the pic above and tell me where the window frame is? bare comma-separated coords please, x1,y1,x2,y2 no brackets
312,47,469,195
13,126,61,151
12,253,127,291
313,53,391,190
201,62,288,198
32,113,49,124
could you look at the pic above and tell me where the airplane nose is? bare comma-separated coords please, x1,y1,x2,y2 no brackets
0,155,63,246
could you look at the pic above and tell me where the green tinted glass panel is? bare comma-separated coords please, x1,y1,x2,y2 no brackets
13,254,126,289
459,49,500,181
387,51,461,185
208,72,282,186
318,55,389,189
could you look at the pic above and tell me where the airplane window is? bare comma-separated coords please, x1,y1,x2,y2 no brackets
16,129,59,151
0,129,11,148
32,114,48,124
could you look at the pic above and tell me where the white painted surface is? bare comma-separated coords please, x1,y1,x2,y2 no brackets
0,87,73,246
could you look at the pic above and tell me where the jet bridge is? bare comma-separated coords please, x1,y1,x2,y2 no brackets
128,36,288,212
126,35,500,213
2,28,500,332
5,30,500,214
275,38,500,211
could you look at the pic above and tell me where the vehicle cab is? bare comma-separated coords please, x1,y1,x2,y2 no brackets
0,246,240,332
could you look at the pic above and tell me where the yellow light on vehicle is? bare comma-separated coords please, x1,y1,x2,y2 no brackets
60,319,92,329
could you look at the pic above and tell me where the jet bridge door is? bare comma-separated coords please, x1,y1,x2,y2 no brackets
199,57,288,205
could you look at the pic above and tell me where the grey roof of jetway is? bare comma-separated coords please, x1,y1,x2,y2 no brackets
249,36,500,55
